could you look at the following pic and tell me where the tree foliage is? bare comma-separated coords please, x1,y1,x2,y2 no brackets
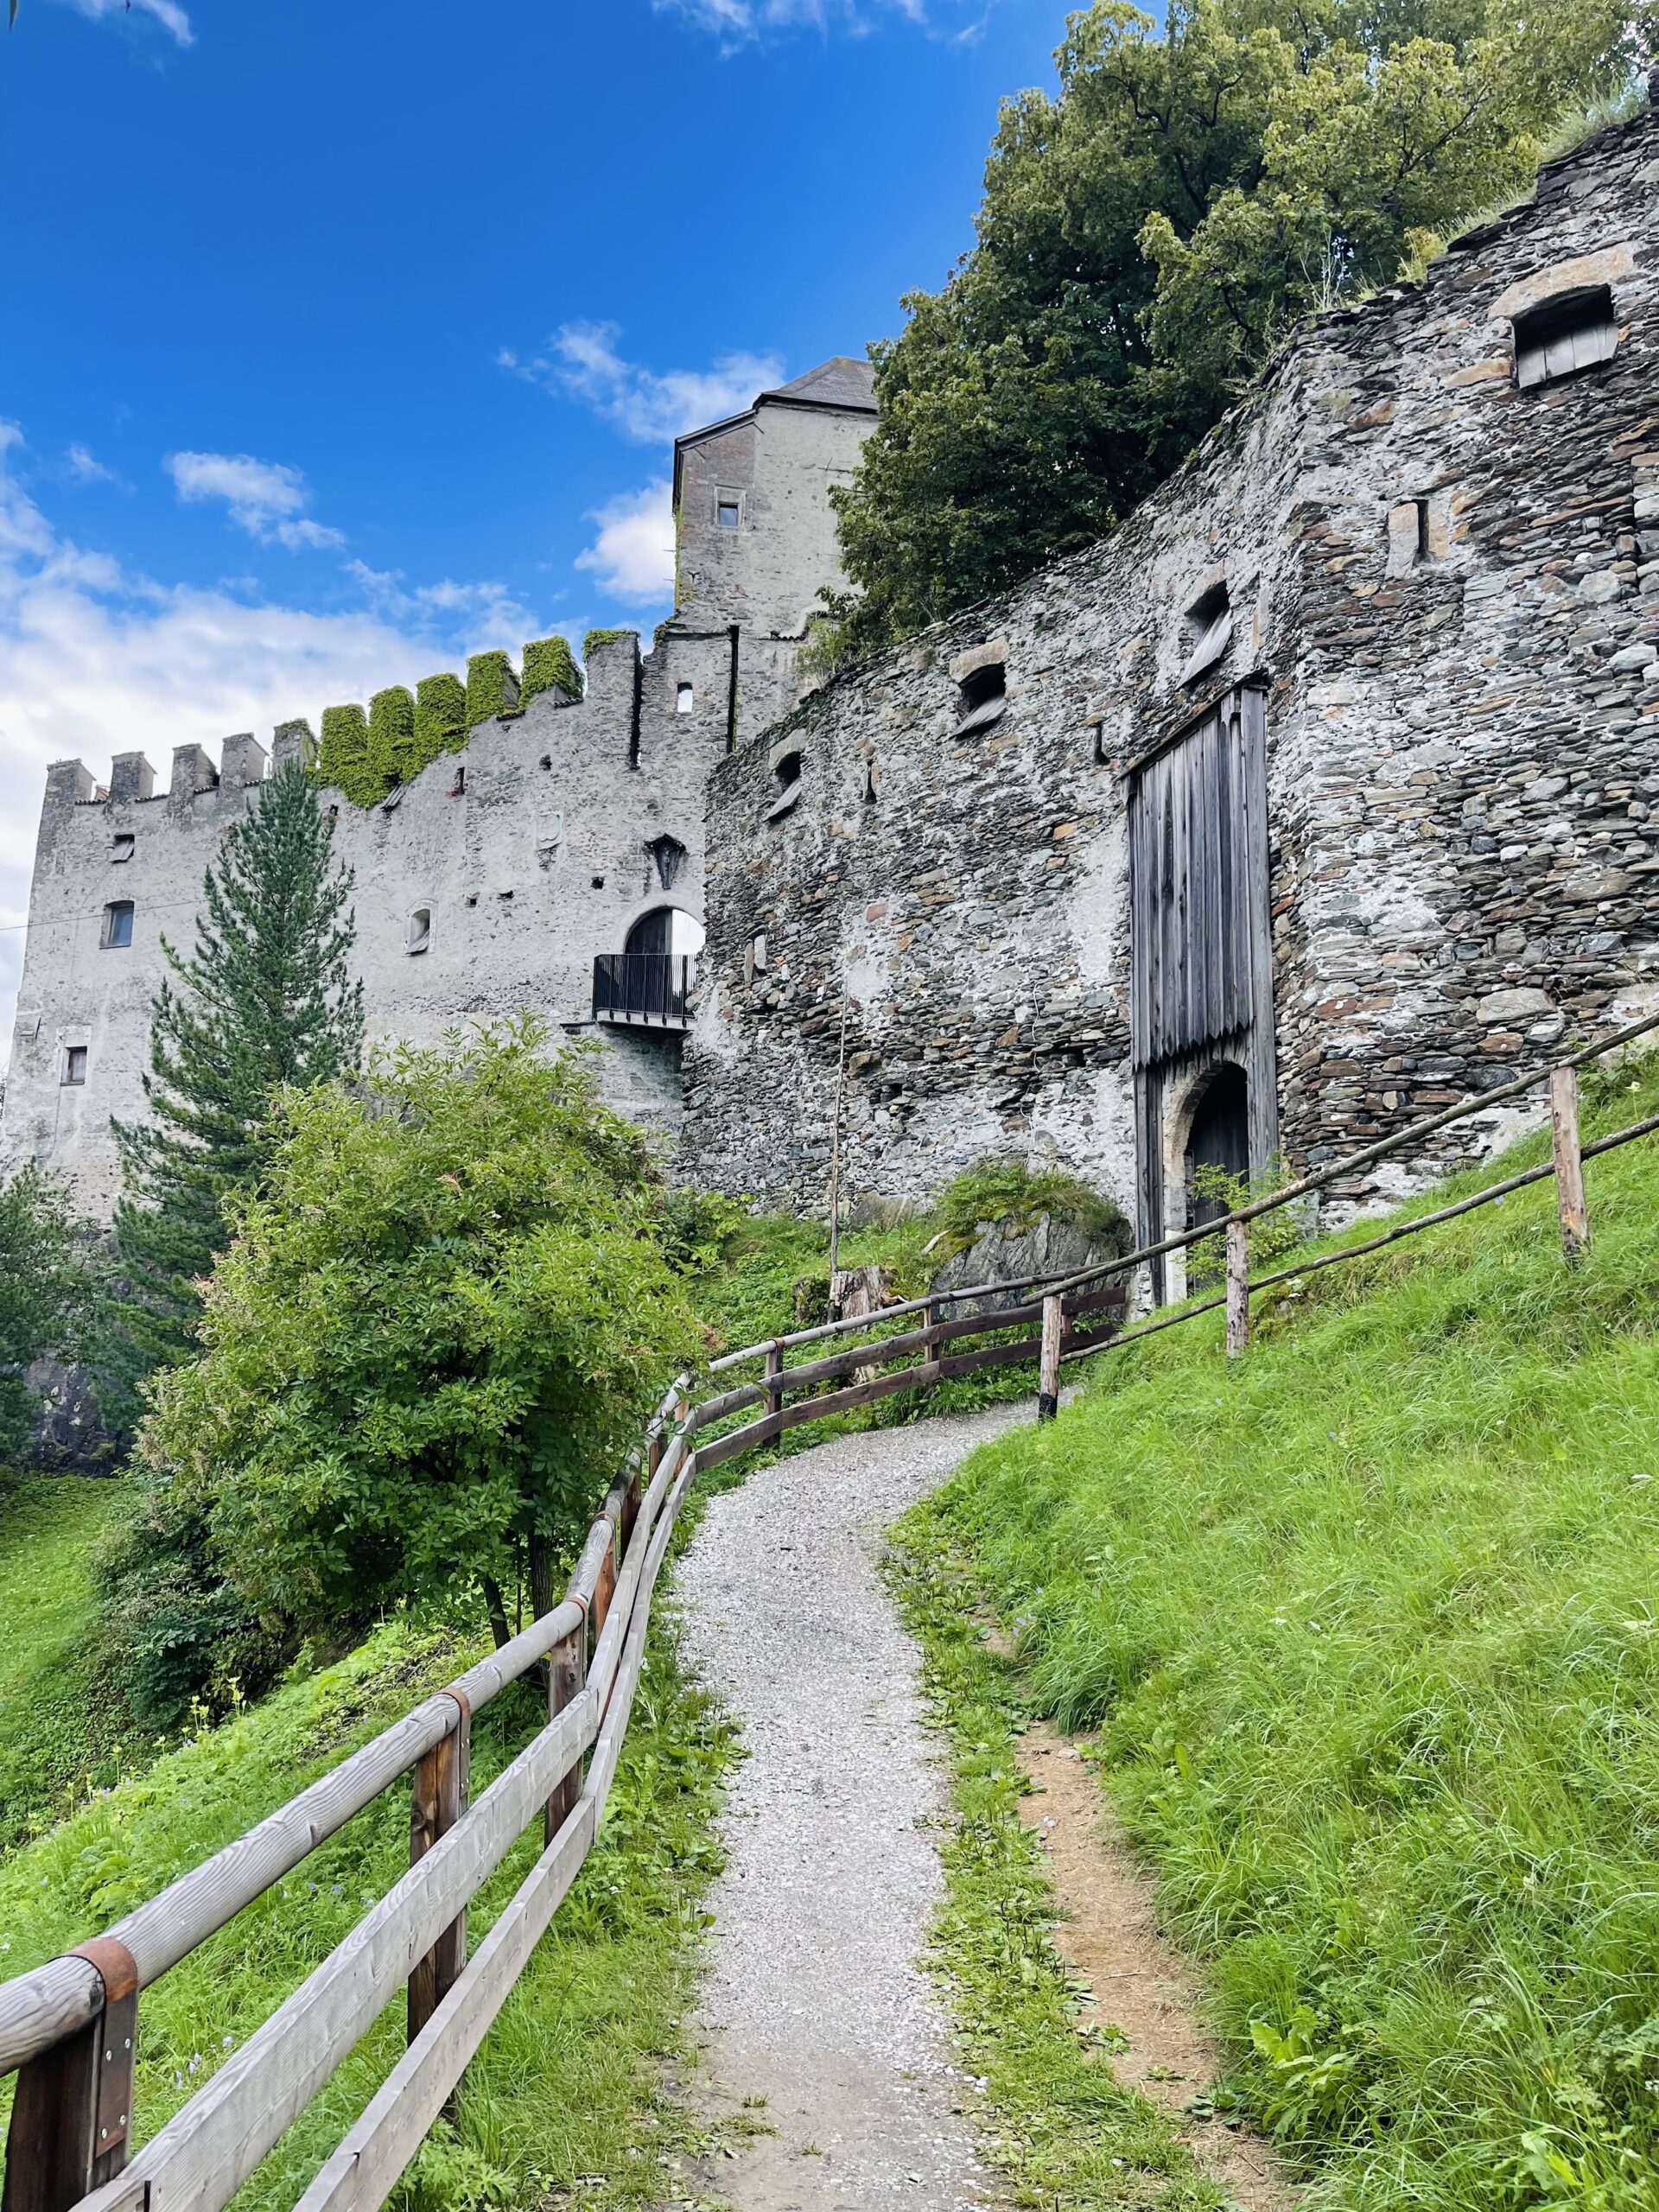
830,0,1651,647
137,1023,709,1649
113,760,363,1376
0,1166,94,1459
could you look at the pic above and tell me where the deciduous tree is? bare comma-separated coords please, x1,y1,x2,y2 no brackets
829,0,1649,648
138,1022,708,1649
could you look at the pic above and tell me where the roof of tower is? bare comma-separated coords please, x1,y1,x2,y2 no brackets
760,358,877,411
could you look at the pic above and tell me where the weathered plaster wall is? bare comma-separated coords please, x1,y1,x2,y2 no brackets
683,103,1659,1234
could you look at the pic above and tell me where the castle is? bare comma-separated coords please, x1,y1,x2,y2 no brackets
0,359,877,1214
7,93,1659,1287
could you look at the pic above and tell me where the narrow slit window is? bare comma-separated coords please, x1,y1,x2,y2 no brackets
677,683,694,715
101,900,134,949
63,1045,87,1086
1179,582,1232,687
1514,285,1617,390
407,906,431,955
111,834,135,863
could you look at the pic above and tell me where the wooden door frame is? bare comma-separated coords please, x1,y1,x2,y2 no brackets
1128,679,1276,1298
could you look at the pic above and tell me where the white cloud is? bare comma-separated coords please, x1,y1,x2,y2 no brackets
46,0,194,44
574,480,676,604
342,561,541,653
167,450,344,551
658,0,935,35
0,433,543,1072
67,443,117,486
499,323,785,446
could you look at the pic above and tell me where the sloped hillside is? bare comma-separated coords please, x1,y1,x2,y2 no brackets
913,1053,1659,2211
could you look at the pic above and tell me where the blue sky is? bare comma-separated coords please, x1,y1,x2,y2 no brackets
0,0,1067,1052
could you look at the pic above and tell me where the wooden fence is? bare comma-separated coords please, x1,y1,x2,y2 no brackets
3,1005,1657,2212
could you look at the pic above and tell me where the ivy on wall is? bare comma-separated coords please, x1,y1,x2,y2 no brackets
582,628,633,659
369,687,416,790
522,635,583,706
466,652,518,728
415,673,467,759
317,703,383,810
316,638,584,809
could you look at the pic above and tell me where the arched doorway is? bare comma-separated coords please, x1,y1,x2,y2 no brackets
1184,1062,1249,1231
594,906,705,1027
624,906,704,961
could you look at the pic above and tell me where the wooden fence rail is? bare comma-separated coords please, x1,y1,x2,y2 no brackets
3,1007,1659,2212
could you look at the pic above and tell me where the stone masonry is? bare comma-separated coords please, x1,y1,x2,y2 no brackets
682,99,1659,1257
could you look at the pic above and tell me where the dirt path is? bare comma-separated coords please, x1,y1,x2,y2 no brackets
669,1407,1028,2210
1017,1726,1300,2211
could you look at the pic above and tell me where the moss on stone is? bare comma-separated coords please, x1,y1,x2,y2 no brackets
582,627,634,660
521,635,583,706
414,673,468,760
466,652,518,727
318,703,385,809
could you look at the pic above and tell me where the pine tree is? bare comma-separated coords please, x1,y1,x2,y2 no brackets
113,761,364,1371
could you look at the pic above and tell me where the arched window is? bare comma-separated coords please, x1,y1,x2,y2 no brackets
407,907,431,955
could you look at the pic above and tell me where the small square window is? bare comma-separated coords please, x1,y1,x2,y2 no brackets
950,661,1007,740
63,1046,87,1086
715,499,741,530
1514,285,1617,390
101,900,134,949
1179,582,1232,687
111,834,135,863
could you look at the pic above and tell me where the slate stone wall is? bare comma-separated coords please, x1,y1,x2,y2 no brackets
683,100,1659,1236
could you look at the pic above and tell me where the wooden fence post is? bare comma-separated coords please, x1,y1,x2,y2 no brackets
1225,1217,1250,1357
408,1691,469,2047
761,1341,785,1443
2,1940,137,2212
544,1622,586,1848
1550,1065,1590,1265
1038,1294,1064,1421
923,1296,943,1384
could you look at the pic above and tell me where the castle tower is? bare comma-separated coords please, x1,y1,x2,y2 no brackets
668,357,877,741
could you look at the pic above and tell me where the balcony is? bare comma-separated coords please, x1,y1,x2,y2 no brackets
592,951,694,1030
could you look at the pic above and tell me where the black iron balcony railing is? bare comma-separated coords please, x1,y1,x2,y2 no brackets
592,952,694,1027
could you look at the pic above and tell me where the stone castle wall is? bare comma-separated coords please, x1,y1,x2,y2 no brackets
682,101,1659,1245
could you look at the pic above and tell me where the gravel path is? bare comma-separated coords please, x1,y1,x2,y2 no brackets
670,1405,1029,2211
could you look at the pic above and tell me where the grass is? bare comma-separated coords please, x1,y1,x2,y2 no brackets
0,1590,738,2210
910,1052,1659,2211
887,1524,1228,2209
0,1471,132,1847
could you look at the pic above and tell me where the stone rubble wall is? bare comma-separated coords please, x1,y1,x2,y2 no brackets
682,101,1659,1233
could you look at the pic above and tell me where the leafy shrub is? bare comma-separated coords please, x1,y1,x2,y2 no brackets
521,634,582,704
138,1020,708,1651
